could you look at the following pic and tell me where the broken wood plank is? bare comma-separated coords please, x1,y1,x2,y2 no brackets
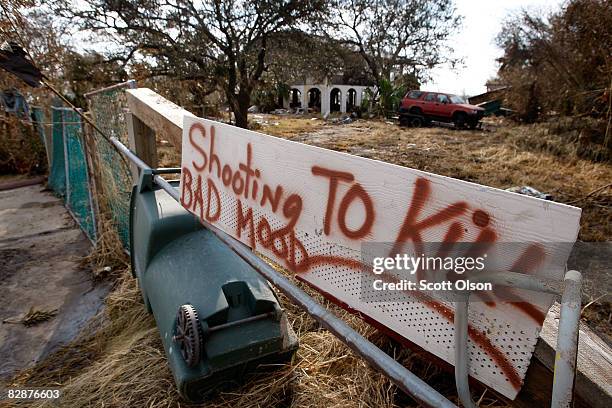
515,302,611,407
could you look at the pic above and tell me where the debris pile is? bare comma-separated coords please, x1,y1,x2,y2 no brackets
506,185,553,200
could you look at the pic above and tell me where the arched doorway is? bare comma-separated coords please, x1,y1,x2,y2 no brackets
347,88,357,111
290,89,302,108
330,88,341,112
361,89,370,108
307,88,321,111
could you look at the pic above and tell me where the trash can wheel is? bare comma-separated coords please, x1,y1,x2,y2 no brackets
173,304,203,368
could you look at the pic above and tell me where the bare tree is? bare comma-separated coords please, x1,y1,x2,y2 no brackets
496,0,612,122
53,0,326,128
325,0,460,90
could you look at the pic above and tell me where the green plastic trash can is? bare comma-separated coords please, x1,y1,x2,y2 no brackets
129,169,298,402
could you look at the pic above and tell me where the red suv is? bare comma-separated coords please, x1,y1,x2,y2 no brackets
399,90,484,128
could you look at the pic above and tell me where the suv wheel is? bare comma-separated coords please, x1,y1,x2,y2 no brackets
409,116,423,127
453,112,467,129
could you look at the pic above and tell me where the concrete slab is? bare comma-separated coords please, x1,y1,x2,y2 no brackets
0,182,110,382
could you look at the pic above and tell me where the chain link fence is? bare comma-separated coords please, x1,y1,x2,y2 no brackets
84,81,137,250
42,81,137,250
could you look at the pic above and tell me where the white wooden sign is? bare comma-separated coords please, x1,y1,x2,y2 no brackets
179,116,581,399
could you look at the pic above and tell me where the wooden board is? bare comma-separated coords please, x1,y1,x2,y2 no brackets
178,116,582,399
126,88,195,149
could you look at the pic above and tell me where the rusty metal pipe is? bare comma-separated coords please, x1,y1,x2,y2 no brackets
83,79,137,98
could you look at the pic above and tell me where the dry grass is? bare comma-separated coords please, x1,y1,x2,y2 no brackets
7,238,507,408
263,116,611,242
2,307,58,327
10,250,497,408
81,217,130,280
251,114,326,138
0,115,47,175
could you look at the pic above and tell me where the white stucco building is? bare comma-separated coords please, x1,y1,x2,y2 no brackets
284,77,375,116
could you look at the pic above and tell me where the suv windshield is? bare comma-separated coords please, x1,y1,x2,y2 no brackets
406,90,423,99
449,95,466,104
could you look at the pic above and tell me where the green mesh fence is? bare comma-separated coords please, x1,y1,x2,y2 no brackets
63,109,96,241
48,107,66,197
46,107,96,241
86,81,137,250
43,82,136,249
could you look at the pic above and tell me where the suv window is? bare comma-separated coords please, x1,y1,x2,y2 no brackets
406,91,423,99
424,93,437,102
449,95,467,104
437,94,449,104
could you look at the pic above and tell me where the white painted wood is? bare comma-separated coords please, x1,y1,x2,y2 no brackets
177,115,581,399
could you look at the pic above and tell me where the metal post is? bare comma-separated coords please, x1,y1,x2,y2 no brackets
80,120,97,241
552,270,582,408
61,109,70,205
79,113,98,240
454,293,477,408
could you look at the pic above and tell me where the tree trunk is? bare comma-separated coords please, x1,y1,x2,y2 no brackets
231,87,251,129
234,105,249,128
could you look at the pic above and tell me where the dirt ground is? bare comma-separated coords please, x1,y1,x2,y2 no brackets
0,182,110,383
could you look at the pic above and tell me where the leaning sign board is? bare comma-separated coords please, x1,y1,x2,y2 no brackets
179,116,581,399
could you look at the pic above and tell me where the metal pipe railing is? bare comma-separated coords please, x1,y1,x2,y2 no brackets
83,79,137,98
552,270,582,408
454,271,582,408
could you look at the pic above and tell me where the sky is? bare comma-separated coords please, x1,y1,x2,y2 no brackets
423,0,565,97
